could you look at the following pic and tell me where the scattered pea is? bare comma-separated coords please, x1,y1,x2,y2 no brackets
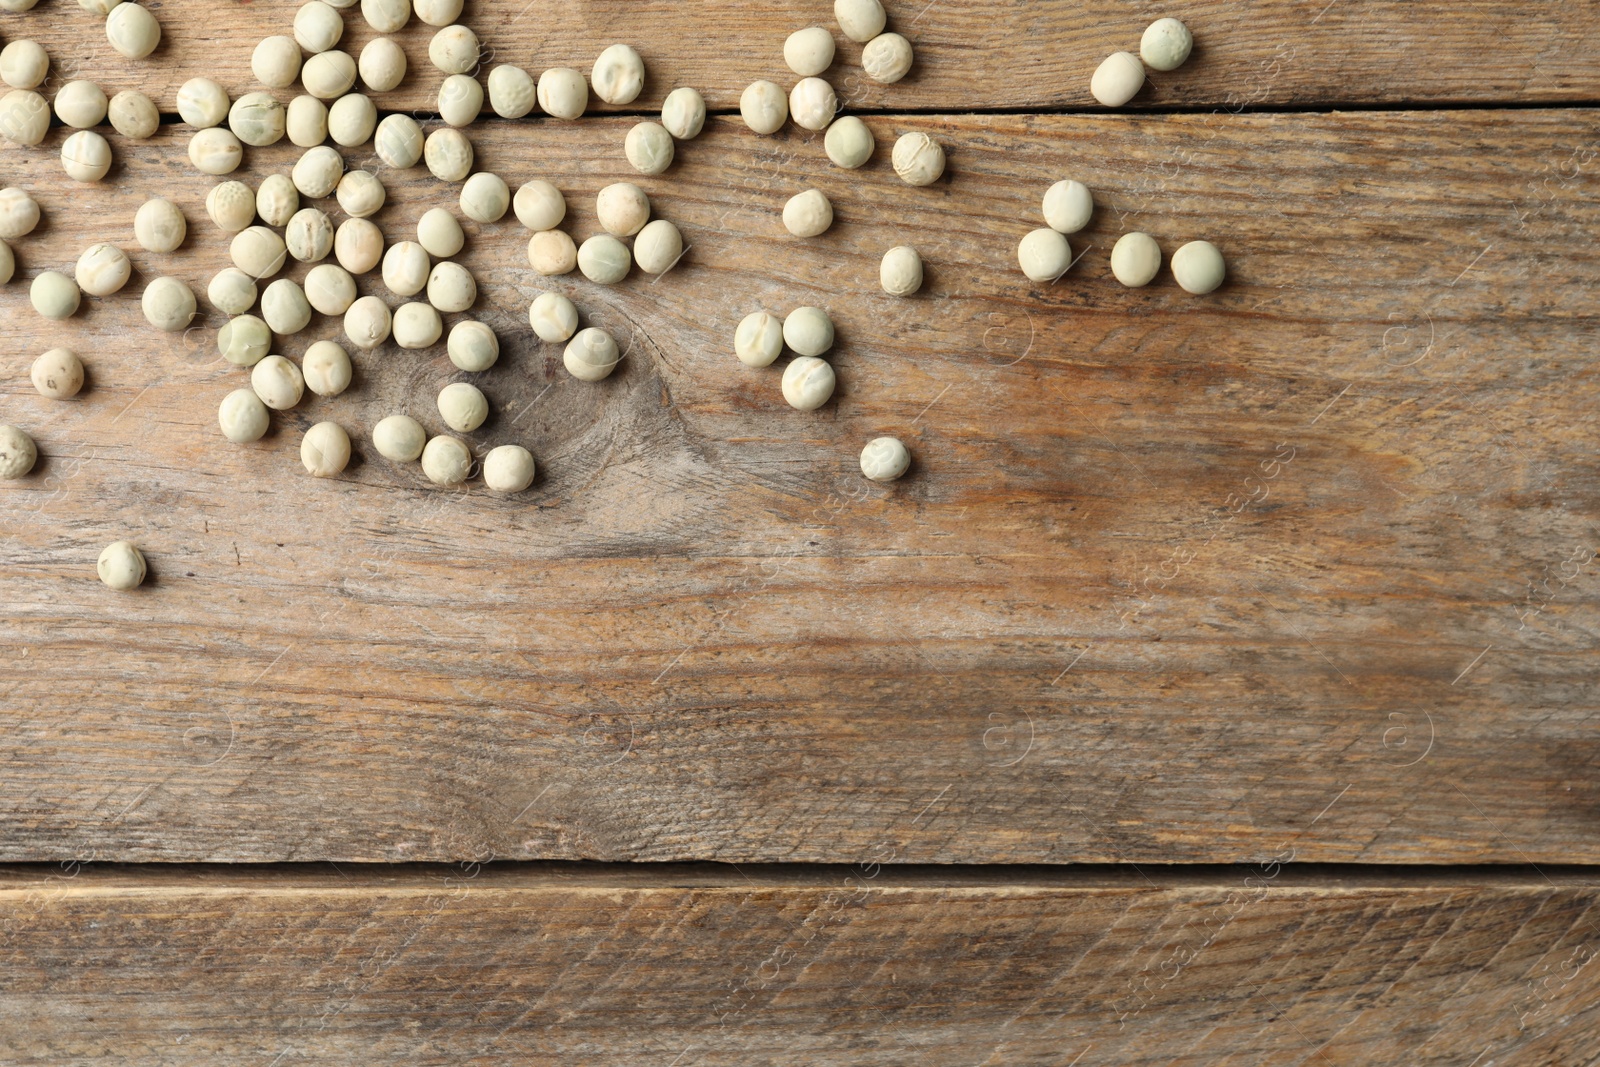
252,354,305,409
374,414,426,462
426,260,475,311
892,132,944,185
304,262,357,315
293,145,345,197
0,89,51,145
634,219,683,274
438,73,483,127
529,291,578,342
880,245,922,295
447,320,499,371
514,179,566,231
834,0,886,43
537,67,587,120
31,347,84,399
336,170,386,217
0,41,49,89
660,86,706,140
428,24,479,75
134,197,186,252
591,43,644,105
487,64,536,118
31,272,80,320
106,3,161,58
97,541,147,590
437,380,488,431
1171,239,1225,294
0,423,37,478
362,0,409,34
177,77,228,128
1141,18,1193,72
783,306,834,356
862,33,913,84
789,77,837,132
625,121,674,175
483,445,535,493
563,327,620,381
253,36,302,89
424,126,473,181
785,27,836,77
55,80,109,128
231,225,288,278
394,300,443,348
286,95,330,147
108,90,159,139
218,314,272,366
335,217,384,274
209,269,259,316
61,131,112,182
303,50,358,99
218,388,270,442
78,0,120,13
1110,231,1162,287
328,92,377,146
230,92,287,147
359,37,408,92
375,113,423,168
420,434,471,485
300,421,351,477
207,180,256,232
577,234,631,284
142,276,196,331
596,182,650,237
416,207,464,257
1091,51,1145,107
860,436,910,482
740,80,787,135
1018,228,1071,282
460,171,509,223
286,206,334,263
783,189,833,238
527,230,577,275
413,0,461,26
344,294,392,348
734,311,782,367
782,356,836,411
1042,179,1093,234
189,127,243,175
262,277,312,334
382,240,431,296
75,243,130,296
303,339,353,396
294,0,344,53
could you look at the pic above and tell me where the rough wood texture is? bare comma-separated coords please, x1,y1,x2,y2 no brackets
0,865,1596,1065
1,106,1596,865
3,0,1599,113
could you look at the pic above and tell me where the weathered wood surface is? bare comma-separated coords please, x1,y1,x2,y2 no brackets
3,0,1600,113
0,865,1596,1065
1,106,1596,864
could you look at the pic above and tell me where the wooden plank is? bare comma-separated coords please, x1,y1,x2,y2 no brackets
1,865,1597,1064
1,107,1598,865
4,0,1600,113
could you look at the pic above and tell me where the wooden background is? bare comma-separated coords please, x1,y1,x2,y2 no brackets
1,0,1597,1061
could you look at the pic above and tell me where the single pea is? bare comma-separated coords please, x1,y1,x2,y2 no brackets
1042,180,1094,235
782,356,836,411
460,171,509,223
0,187,39,238
596,182,649,237
429,24,479,75
420,434,471,485
382,240,431,296
591,43,644,105
79,0,122,13
344,294,392,349
785,27,836,77
360,37,408,93
529,291,578,343
55,80,109,128
294,0,344,53
660,86,706,140
336,170,386,218
135,198,185,252
487,64,536,118
740,80,787,135
0,89,51,145
230,92,287,147
1111,232,1163,287
427,260,476,312
424,127,473,182
31,272,81,320
789,77,837,132
286,95,330,147
177,77,229,128
253,36,302,89
61,131,113,182
438,73,483,127
413,0,461,27
892,132,944,186
304,262,357,315
328,93,377,147
1171,240,1226,295
335,217,384,274
1018,228,1072,283
1091,52,1145,107
578,234,631,285
860,436,910,482
527,230,577,275
735,311,783,367
303,339,353,396
482,445,535,493
437,380,488,431
189,127,243,176
108,91,159,139
394,300,443,348
563,327,620,382
834,0,885,43
375,114,423,168
880,245,923,296
218,388,270,443
231,226,288,278
417,207,464,257
625,121,674,175
537,67,587,120
373,414,426,462
514,180,566,231
1141,18,1193,72
863,33,914,84
249,175,295,228
207,181,256,232
75,243,130,296
142,277,196,331
0,40,49,89
634,219,683,275
210,269,258,316
252,354,305,409
31,347,84,399
218,314,272,366
783,306,834,357
448,320,499,371
286,207,334,264
783,189,834,238
302,50,358,99
362,0,409,34
106,3,161,59
97,541,147,590
300,422,351,478
262,278,312,335
0,423,37,478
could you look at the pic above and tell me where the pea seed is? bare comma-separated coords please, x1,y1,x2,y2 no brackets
625,122,674,175
374,415,426,462
1042,179,1093,234
482,445,535,493
437,381,488,431
300,421,350,477
426,260,475,312
55,80,108,128
529,292,578,343
879,245,922,295
447,319,498,371
740,80,787,135
188,127,243,175
177,77,228,128
537,67,587,120
61,131,112,182
577,234,630,284
303,339,353,396
97,541,147,590
381,240,430,296
1018,228,1071,282
783,189,833,238
286,95,330,147
789,77,836,132
303,50,358,99
420,434,471,485
231,226,288,277
105,3,161,59
108,90,159,139
459,171,509,223
862,33,913,84
527,230,577,275
0,41,49,89
75,243,130,296
31,272,80,320
252,354,305,409
359,37,407,92
1110,232,1162,287
430,25,479,74
734,311,782,367
31,347,84,399
336,169,385,217
218,388,270,442
375,114,423,167
487,64,535,118
660,86,705,139
394,300,443,348
208,180,256,232
304,262,356,315
563,327,620,381
1141,18,1193,72
860,436,910,481
424,126,473,181
344,294,392,348
294,0,344,53
634,219,683,274
141,277,195,331
218,315,272,366
591,43,645,105
293,145,344,197
412,0,460,26
891,132,944,186
79,0,120,14
328,92,377,146
134,197,185,252
785,27,836,77
334,217,384,274
362,0,409,34
0,89,51,145
514,180,566,231
438,73,482,127
0,423,37,478
596,182,649,237
1091,51,1145,107
0,187,40,239
253,36,302,89
230,92,287,147
416,207,464,257
834,0,885,43
782,356,836,411
209,269,259,316
262,278,312,334
1171,240,1225,294
782,306,834,357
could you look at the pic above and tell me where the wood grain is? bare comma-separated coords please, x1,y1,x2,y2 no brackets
2,0,1599,114
0,865,1597,1065
1,106,1596,865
